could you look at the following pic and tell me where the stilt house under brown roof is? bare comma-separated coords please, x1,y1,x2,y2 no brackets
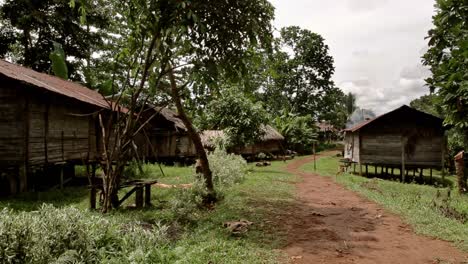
138,106,196,162
0,60,113,195
344,105,446,174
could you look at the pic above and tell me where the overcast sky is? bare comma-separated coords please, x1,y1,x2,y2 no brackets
270,0,435,114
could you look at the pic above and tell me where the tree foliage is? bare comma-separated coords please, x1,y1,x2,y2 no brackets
263,26,335,118
409,93,443,118
345,92,357,116
423,0,468,130
273,112,318,153
201,88,269,148
0,0,109,80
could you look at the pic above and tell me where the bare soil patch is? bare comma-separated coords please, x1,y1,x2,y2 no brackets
281,152,468,264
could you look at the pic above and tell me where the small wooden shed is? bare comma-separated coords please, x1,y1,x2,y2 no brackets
201,125,285,156
0,60,111,195
139,106,196,162
344,105,446,175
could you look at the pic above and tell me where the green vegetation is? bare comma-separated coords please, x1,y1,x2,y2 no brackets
0,156,297,263
301,155,468,251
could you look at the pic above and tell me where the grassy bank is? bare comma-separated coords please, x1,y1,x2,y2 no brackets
301,155,468,251
0,160,297,263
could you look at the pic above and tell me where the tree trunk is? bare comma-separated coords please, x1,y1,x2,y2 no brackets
168,69,216,201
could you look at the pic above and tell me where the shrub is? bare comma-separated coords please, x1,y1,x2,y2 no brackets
206,147,248,187
0,205,168,264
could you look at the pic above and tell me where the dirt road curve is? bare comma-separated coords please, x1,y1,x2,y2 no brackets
281,152,468,264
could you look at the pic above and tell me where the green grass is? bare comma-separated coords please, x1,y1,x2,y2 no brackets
0,161,297,263
301,155,468,251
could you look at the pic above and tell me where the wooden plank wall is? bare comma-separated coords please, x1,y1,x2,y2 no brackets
22,88,99,166
360,134,401,164
360,132,443,166
0,85,24,164
353,133,360,163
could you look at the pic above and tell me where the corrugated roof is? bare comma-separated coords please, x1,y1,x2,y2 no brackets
344,105,443,133
0,60,110,109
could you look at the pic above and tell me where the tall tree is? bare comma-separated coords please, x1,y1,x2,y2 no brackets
409,93,443,118
0,0,109,80
93,0,274,211
263,26,335,118
423,0,468,193
423,0,467,129
345,92,357,116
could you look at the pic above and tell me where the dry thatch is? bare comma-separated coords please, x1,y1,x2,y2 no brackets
261,125,284,141
200,130,225,149
153,107,187,131
200,125,284,148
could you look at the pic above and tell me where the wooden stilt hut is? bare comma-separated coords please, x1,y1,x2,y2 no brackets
200,125,285,157
138,106,196,162
344,105,446,180
0,60,112,195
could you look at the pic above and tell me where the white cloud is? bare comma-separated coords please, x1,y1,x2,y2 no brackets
270,0,435,114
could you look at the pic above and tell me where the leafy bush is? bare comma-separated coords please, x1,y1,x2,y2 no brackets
0,205,168,264
207,147,248,187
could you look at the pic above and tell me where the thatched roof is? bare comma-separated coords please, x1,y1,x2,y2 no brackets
200,125,284,148
200,130,225,148
152,107,187,131
261,125,284,141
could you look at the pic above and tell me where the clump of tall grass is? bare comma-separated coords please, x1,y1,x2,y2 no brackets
0,205,168,263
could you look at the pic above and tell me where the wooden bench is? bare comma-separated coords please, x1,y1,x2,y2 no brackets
338,159,356,174
89,179,158,210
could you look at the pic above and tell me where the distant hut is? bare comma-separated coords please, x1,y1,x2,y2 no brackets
200,125,285,157
316,121,337,143
0,60,112,195
139,106,196,162
344,105,446,178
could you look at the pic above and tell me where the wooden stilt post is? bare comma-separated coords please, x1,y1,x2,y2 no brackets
365,165,368,177
359,163,362,176
135,185,143,208
313,142,316,171
60,165,64,190
18,165,28,193
90,187,97,210
430,168,433,184
374,166,377,176
145,184,151,207
419,168,423,183
441,135,446,183
401,137,406,183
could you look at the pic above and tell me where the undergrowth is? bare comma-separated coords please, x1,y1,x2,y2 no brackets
0,153,296,263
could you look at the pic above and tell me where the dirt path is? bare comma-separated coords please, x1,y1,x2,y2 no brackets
281,152,468,264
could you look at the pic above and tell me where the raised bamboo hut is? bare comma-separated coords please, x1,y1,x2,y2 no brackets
200,125,285,156
0,60,111,195
344,105,446,178
139,106,196,162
